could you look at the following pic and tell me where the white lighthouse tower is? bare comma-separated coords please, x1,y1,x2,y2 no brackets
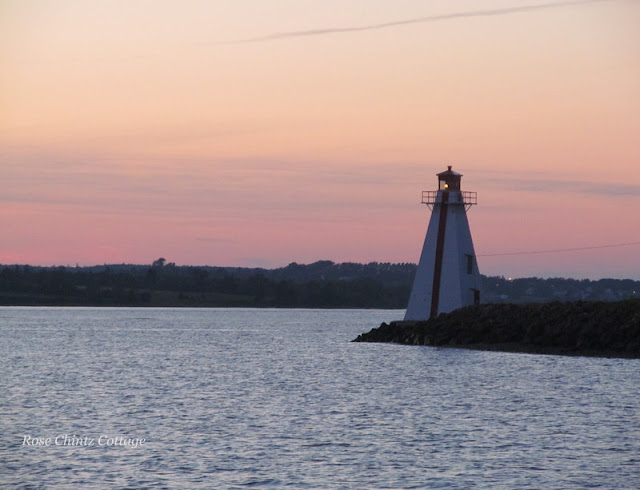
404,166,481,321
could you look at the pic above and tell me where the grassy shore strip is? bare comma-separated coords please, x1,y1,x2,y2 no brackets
353,300,640,359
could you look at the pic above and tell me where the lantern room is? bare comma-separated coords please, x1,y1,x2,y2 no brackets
437,165,462,191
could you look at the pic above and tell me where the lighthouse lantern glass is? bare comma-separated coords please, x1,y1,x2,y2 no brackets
437,165,462,191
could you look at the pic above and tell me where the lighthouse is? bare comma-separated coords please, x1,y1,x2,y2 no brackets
404,166,481,321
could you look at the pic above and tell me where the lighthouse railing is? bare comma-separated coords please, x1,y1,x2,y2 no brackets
422,191,477,210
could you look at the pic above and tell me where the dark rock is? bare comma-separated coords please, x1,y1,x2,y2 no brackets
352,300,640,358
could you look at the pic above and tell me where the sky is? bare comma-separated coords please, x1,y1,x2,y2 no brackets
1,0,639,279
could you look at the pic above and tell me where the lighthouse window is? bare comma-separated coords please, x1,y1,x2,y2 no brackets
466,255,475,274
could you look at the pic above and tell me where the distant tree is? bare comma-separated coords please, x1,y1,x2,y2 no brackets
146,267,157,289
0,260,638,307
275,279,297,306
189,267,209,292
247,273,268,304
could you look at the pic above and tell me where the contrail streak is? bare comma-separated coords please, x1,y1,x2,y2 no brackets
236,0,608,43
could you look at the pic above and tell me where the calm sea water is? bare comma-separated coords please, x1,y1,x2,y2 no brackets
1,307,639,489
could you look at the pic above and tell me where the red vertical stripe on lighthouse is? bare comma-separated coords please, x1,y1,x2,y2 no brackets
430,192,449,319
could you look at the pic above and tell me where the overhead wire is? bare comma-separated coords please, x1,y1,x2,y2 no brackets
477,241,640,257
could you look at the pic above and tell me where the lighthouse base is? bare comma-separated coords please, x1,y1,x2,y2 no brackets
404,199,481,321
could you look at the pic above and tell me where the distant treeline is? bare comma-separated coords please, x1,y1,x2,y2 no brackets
0,259,638,307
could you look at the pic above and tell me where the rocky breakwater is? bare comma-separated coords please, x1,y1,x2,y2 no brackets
353,300,640,358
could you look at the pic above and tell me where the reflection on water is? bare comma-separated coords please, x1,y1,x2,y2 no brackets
1,307,639,488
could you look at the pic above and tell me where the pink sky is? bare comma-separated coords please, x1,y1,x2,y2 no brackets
2,0,639,279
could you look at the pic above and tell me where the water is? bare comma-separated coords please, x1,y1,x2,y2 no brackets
1,307,639,488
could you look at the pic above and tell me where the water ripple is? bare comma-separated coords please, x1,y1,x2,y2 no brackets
1,307,639,488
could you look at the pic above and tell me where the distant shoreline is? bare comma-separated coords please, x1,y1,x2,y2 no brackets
1,262,638,308
353,300,640,359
